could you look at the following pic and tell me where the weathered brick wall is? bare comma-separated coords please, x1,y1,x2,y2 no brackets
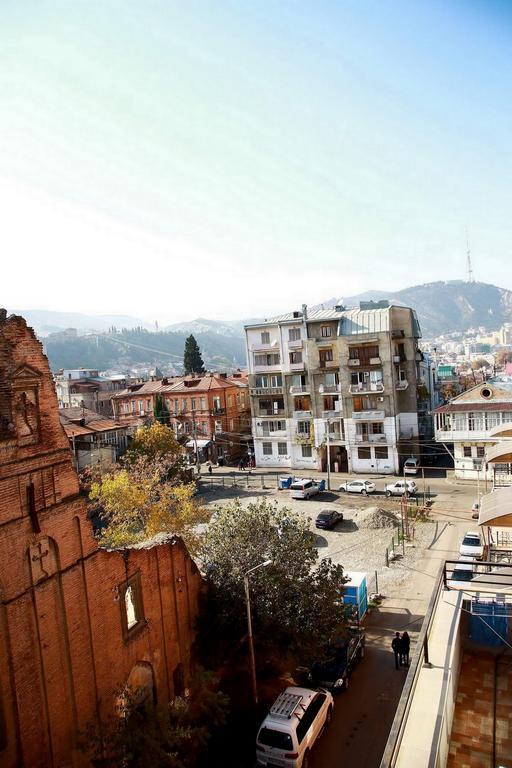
0,312,202,768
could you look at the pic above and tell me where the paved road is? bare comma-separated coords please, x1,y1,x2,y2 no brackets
309,495,473,768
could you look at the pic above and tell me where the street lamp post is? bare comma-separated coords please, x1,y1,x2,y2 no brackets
243,559,272,706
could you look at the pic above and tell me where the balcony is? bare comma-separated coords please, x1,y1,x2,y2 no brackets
257,428,287,438
249,386,283,396
354,433,387,443
258,409,285,417
348,358,360,367
434,427,491,442
396,379,409,390
392,355,401,363
352,410,385,421
315,337,334,346
212,407,226,415
322,410,342,419
349,381,384,395
253,364,282,374
369,356,381,365
289,362,305,372
289,385,309,394
250,341,279,352
288,339,303,349
293,410,312,419
318,382,341,394
318,359,338,369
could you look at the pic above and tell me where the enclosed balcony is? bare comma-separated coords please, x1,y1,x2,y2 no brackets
349,381,385,395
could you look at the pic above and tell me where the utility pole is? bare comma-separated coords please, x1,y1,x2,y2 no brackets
466,229,474,283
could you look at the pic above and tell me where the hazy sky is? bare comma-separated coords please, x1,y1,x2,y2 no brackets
1,0,511,323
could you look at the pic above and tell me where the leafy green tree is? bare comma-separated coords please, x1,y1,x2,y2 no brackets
183,335,205,375
154,394,170,425
198,500,348,668
82,669,229,768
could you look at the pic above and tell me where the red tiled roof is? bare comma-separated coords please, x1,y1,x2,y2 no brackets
433,402,512,414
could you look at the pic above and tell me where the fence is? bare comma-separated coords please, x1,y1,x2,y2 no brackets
196,473,282,493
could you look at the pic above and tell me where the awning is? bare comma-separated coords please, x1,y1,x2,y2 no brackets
478,486,512,527
486,442,512,464
488,424,512,439
185,439,211,449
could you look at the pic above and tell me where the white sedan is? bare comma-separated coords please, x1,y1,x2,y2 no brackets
459,531,484,560
338,480,376,495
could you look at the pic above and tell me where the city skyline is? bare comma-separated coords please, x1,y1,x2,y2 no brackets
1,1,511,321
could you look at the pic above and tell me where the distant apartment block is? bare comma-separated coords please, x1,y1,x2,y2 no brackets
245,301,426,475
54,368,130,416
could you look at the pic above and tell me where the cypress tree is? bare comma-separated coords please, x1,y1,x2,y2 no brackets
183,335,205,374
153,393,170,425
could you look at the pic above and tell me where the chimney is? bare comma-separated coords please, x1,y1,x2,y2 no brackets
302,304,308,320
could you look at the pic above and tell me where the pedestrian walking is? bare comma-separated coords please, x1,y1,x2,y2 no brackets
207,461,213,475
391,632,401,670
401,632,410,666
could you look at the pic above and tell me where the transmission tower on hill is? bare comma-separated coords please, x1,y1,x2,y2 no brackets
466,229,474,283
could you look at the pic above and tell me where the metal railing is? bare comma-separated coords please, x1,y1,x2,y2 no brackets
349,381,384,394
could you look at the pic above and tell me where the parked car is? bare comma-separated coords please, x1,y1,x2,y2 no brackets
384,480,418,497
471,501,480,520
338,480,376,495
459,531,484,559
290,479,322,499
315,509,344,530
256,686,333,768
403,457,419,475
308,627,366,692
447,558,478,588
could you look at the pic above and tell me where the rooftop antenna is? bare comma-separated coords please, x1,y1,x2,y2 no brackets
466,229,474,283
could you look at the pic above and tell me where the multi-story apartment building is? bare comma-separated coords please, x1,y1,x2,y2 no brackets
54,368,130,416
112,372,251,463
245,301,424,475
433,380,512,480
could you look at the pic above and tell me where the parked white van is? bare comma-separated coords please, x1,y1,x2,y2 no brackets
290,479,321,500
403,457,419,475
256,686,333,768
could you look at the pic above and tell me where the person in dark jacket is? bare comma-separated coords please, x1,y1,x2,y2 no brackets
401,631,410,666
391,632,401,670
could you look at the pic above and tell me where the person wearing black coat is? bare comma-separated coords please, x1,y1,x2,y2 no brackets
391,632,401,670
401,631,410,666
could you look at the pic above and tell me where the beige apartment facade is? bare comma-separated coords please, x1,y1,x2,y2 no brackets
245,301,424,475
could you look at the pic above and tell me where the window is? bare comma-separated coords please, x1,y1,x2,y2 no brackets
254,353,280,366
289,327,301,341
131,401,137,413
270,374,282,388
296,693,326,744
297,420,311,436
289,351,303,364
227,394,233,407
200,397,206,410
229,419,235,431
278,442,287,455
201,421,207,434
213,396,221,411
375,446,388,459
138,400,144,412
120,573,144,639
255,375,268,388
184,422,190,433
146,399,151,410
320,326,332,338
463,446,472,457
191,398,196,410
319,349,334,366
350,345,379,362
261,331,270,344
262,442,273,455
123,402,130,414
174,399,179,414
358,447,371,460
325,372,339,387
182,398,188,411
476,446,485,458
371,422,384,434
301,445,312,458
215,420,222,434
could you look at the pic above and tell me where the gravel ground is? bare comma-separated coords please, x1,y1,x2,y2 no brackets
200,486,436,597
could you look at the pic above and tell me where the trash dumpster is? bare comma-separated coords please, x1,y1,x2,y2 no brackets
343,571,368,621
279,476,293,490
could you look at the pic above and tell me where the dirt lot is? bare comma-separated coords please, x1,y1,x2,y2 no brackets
199,484,436,596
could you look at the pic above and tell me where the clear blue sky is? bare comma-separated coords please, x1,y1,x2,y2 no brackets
1,0,511,322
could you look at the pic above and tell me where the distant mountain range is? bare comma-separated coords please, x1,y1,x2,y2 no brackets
8,281,512,371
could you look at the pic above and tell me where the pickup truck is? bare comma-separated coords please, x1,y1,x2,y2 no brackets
308,627,365,691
